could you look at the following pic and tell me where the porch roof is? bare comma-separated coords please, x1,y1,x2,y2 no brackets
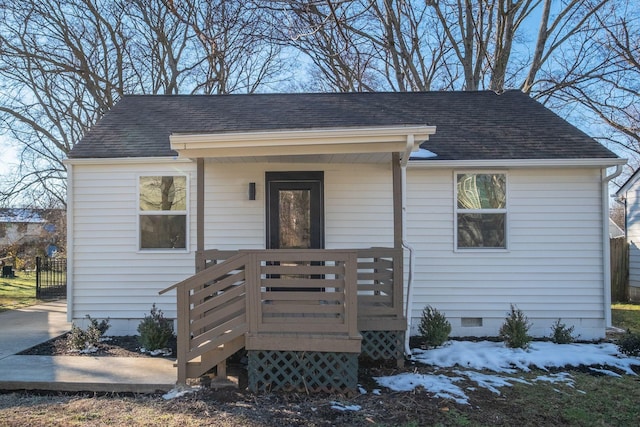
170,125,435,160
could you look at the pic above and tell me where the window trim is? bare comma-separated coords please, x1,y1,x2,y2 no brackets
137,174,190,252
454,170,508,252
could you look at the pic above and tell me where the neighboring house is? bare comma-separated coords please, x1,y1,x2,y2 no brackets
609,218,624,238
66,91,624,388
615,170,640,301
0,209,47,248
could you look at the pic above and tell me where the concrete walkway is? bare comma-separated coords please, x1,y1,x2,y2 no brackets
0,300,70,360
0,301,176,393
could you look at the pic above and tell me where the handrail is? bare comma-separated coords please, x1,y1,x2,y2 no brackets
161,251,251,383
159,252,247,295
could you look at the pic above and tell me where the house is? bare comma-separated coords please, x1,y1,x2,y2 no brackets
0,209,47,248
66,91,624,390
615,170,640,301
1,208,63,274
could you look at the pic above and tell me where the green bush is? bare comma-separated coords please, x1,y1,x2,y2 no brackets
418,305,452,348
137,303,174,351
66,315,110,351
550,318,578,344
499,305,532,349
617,330,640,357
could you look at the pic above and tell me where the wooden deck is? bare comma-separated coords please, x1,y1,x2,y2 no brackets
160,247,404,384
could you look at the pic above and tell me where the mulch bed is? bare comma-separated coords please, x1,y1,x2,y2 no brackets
17,334,177,358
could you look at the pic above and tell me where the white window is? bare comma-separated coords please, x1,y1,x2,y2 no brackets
138,175,188,250
455,172,507,250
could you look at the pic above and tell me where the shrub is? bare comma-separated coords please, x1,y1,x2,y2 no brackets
66,315,110,351
617,330,640,357
550,318,578,344
499,304,532,349
137,303,174,351
418,305,452,348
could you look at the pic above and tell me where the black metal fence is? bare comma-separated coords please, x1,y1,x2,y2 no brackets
36,257,67,299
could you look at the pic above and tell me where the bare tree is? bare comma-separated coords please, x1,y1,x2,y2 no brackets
270,0,456,92
165,0,288,94
0,0,129,207
564,1,639,158
0,0,288,207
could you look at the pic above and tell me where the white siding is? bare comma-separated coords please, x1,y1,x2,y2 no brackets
204,162,394,250
69,160,197,334
406,167,606,339
625,178,640,299
71,159,607,338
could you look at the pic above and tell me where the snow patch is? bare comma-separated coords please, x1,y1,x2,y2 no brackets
162,386,201,400
330,401,361,412
374,341,639,405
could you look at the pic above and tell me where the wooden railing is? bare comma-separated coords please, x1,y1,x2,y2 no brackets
356,248,405,331
197,247,405,331
161,248,382,384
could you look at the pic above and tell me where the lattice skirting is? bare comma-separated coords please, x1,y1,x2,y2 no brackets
360,330,405,361
247,350,358,393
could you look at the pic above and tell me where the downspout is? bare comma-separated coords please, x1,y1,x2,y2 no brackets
401,135,415,357
603,164,623,328
66,162,74,322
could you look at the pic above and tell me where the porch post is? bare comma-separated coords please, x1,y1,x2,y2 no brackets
197,158,204,252
392,152,402,249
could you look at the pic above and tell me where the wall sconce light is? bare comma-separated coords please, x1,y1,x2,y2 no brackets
248,182,256,200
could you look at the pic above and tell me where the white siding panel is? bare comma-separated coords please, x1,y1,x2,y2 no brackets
70,161,197,332
406,167,606,339
625,179,640,294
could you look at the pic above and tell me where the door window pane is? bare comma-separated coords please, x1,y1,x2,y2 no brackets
279,190,311,249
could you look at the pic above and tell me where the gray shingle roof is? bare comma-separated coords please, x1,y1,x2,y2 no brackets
68,90,618,161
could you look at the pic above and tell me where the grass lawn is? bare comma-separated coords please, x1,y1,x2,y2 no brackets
612,302,640,333
0,274,39,313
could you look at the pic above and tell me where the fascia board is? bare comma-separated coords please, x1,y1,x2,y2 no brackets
408,158,627,169
64,156,192,165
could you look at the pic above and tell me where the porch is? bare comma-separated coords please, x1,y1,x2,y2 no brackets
160,125,436,392
160,246,404,392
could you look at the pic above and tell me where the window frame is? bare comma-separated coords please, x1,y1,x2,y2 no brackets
454,170,508,252
137,174,189,252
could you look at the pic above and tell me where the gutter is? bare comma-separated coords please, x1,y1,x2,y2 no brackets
408,158,627,169
401,135,416,357
603,164,624,329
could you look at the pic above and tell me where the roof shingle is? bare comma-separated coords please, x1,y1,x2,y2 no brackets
68,91,618,161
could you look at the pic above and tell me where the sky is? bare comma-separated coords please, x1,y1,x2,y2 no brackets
163,340,640,405
0,136,18,176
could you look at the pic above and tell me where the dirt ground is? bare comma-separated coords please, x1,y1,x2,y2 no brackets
17,334,174,358
5,335,639,426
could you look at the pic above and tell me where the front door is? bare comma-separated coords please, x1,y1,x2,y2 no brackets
266,172,324,250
